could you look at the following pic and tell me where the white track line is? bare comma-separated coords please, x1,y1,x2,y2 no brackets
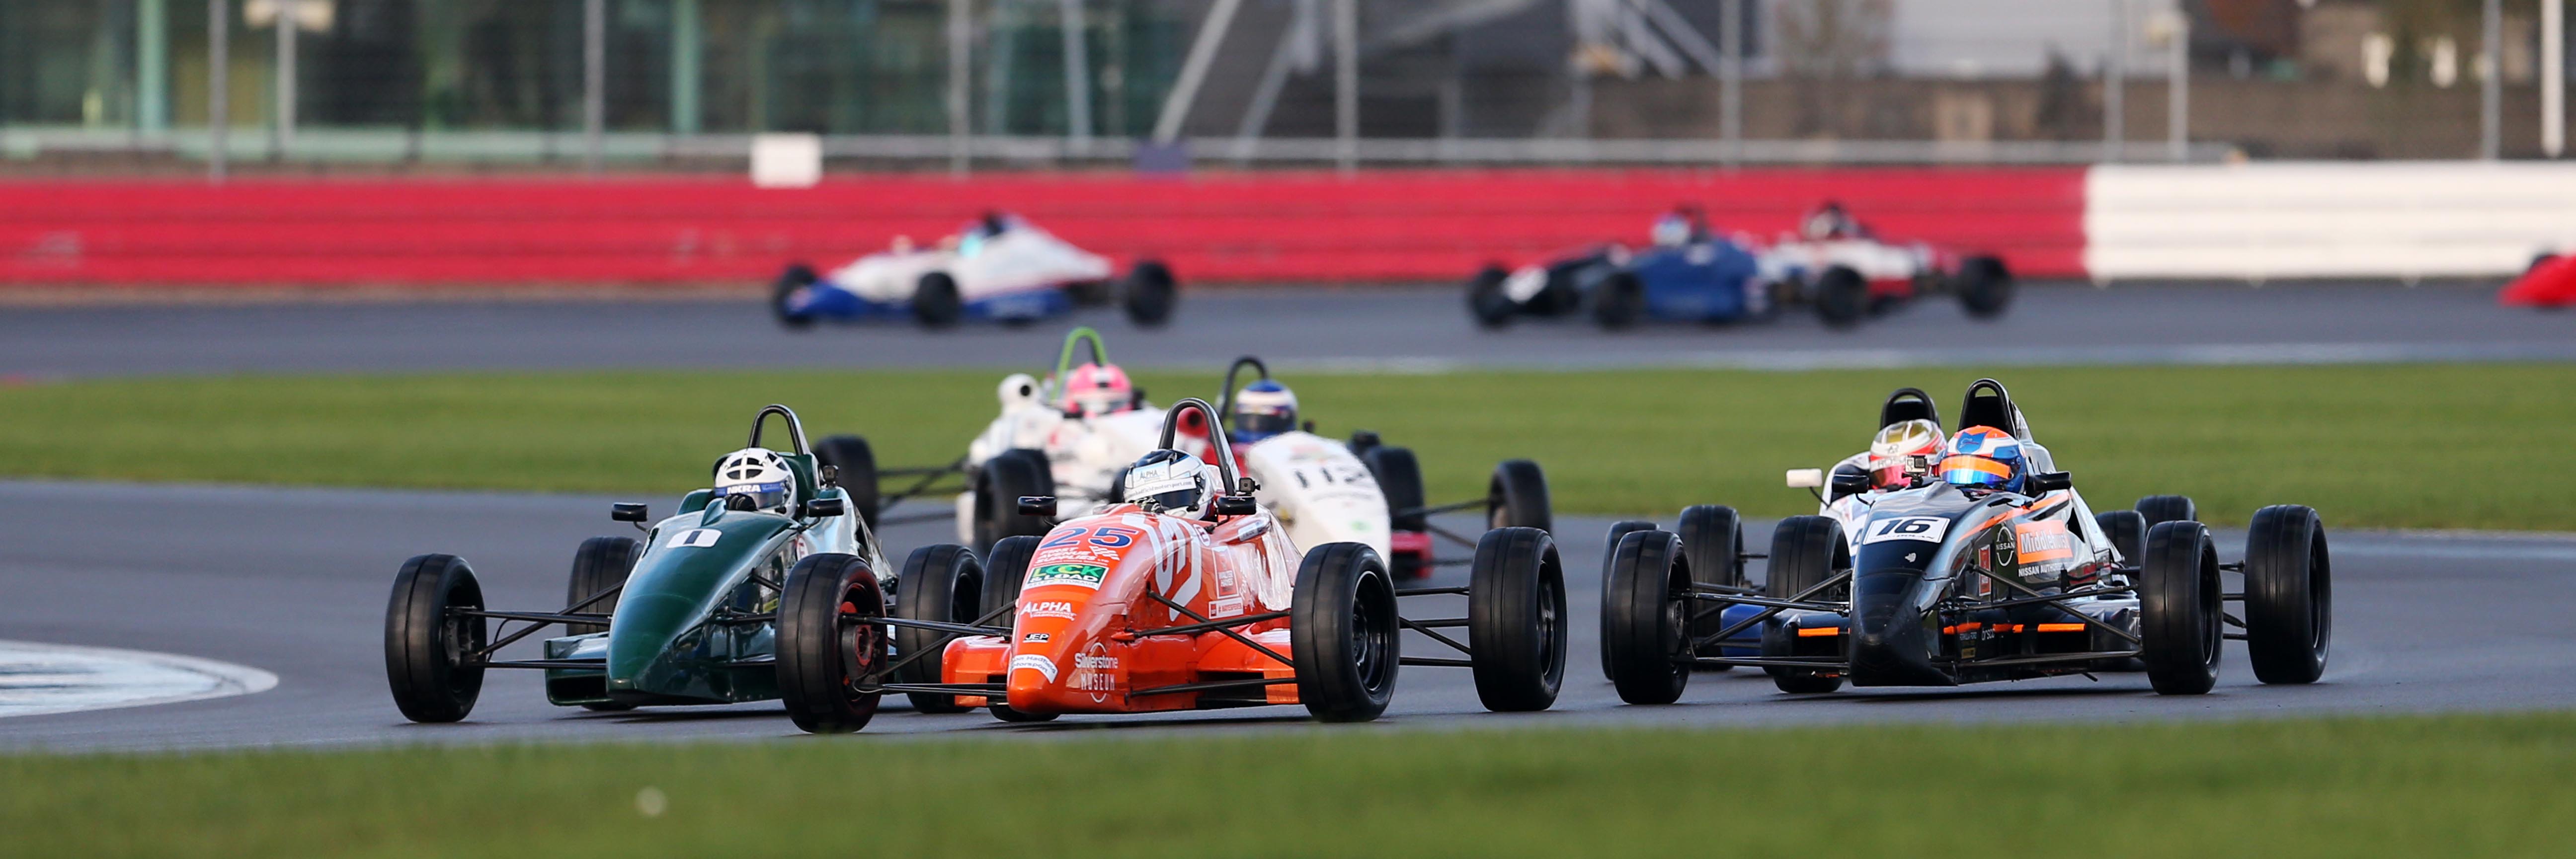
0,640,278,719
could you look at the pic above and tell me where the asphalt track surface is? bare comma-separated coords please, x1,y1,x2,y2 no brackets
2,281,2571,378
6,479,2574,752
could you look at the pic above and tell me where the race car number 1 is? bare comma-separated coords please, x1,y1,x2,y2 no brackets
1861,516,1949,544
665,529,723,548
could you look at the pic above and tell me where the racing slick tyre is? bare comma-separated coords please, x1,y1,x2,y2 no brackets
2096,510,2148,570
1467,527,1567,712
1814,266,1868,329
2243,505,2332,685
1591,271,1646,329
812,434,881,531
1293,543,1400,722
2136,495,2197,531
894,545,984,714
2138,521,2223,696
1602,530,1690,703
1486,459,1552,533
1122,260,1178,327
773,264,820,330
1764,516,1847,694
776,552,892,733
1599,520,1658,679
1956,255,2013,319
1362,446,1430,579
972,449,1056,555
979,535,1040,621
1677,505,1746,664
913,272,965,328
1468,265,1517,328
385,554,488,723
563,536,640,637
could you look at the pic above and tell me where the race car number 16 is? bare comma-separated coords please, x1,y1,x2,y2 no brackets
1861,516,1949,544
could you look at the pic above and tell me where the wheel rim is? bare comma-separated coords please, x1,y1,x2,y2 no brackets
836,582,885,703
2199,563,2223,668
1350,570,1395,694
440,607,484,697
1534,573,1562,675
1661,578,1690,663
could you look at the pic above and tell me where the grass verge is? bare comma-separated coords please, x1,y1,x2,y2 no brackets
4,713,2571,858
0,364,2568,529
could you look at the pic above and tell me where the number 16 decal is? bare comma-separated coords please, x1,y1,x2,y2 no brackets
1861,516,1950,544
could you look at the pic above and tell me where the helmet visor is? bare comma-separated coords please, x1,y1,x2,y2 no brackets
1235,405,1295,439
1126,475,1203,515
720,481,792,512
1937,455,2013,488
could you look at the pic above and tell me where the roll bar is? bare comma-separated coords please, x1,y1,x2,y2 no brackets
1157,398,1243,493
1052,326,1111,382
748,404,811,456
1878,387,1938,430
1214,355,1270,419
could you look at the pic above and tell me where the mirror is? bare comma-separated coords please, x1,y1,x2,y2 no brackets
1017,495,1059,517
2028,470,2073,493
802,497,846,518
1212,495,1258,516
1785,469,1825,488
610,502,648,522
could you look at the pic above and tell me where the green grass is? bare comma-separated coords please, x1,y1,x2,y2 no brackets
1,364,2570,529
5,714,2572,858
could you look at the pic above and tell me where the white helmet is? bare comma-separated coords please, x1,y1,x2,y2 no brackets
1122,450,1219,519
713,447,798,514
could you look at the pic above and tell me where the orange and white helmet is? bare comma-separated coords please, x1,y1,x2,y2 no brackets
1865,419,1946,489
1060,362,1135,417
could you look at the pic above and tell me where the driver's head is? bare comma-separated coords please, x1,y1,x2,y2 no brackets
1866,418,1946,489
1123,450,1217,518
1650,212,1694,248
713,447,798,514
1060,362,1136,417
1230,380,1298,444
1937,426,2025,494
1803,200,1852,239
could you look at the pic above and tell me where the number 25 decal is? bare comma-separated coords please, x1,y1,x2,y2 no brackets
1861,516,1950,544
1040,526,1141,550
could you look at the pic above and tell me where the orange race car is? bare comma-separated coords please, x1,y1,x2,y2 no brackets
772,398,1569,733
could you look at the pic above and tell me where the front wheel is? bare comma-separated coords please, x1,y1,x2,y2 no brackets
2095,510,2147,570
776,553,891,733
1601,530,1689,704
812,435,881,531
1814,266,1867,329
1591,271,1644,329
913,272,965,328
1467,527,1566,712
562,537,640,637
893,545,983,714
1291,543,1400,722
2138,521,2222,696
1764,516,1845,694
1955,255,2013,318
972,449,1055,555
1598,520,1659,680
1468,265,1516,328
1122,260,1178,327
2243,505,2331,685
384,554,487,723
773,264,819,329
1486,459,1551,533
1676,505,1744,661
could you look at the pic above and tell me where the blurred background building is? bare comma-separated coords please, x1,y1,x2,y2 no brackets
0,0,2567,172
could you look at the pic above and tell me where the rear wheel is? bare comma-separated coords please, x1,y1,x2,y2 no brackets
2244,505,2331,685
1291,543,1400,722
1677,505,1745,663
1956,255,2013,319
1467,528,1566,711
2095,510,2147,569
563,537,640,637
1764,516,1846,694
1363,445,1429,580
1601,530,1690,703
1815,266,1868,328
1591,271,1645,329
385,554,487,723
972,449,1055,555
913,272,964,328
1486,460,1551,533
1598,520,1659,679
979,535,1040,620
2137,495,2197,531
1123,260,1178,327
775,552,891,733
812,435,881,531
894,545,983,713
1468,265,1516,328
2138,521,2222,695
773,264,819,329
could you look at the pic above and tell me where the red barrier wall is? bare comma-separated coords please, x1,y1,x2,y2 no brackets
0,169,2086,286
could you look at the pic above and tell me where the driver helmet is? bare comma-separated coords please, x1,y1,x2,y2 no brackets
1866,418,1947,489
1123,450,1220,519
1230,380,1299,444
1060,362,1136,417
1937,426,2026,494
1649,209,1701,248
714,447,799,514
1802,200,1854,240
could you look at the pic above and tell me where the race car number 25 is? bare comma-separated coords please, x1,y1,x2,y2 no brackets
1861,516,1949,544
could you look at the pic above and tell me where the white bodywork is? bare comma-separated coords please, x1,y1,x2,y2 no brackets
823,222,1115,304
1757,236,1939,285
1237,432,1393,562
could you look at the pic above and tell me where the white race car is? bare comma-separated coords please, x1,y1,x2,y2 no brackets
771,213,1176,329
1755,231,2013,327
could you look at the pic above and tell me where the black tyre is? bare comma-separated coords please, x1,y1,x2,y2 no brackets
1122,259,1178,327
1956,255,2013,319
2095,510,2147,569
384,554,488,723
1764,516,1846,694
1467,527,1567,712
2136,495,2197,530
775,552,891,733
972,449,1055,555
979,535,1040,621
1815,266,1867,329
773,264,819,329
1677,505,1745,662
811,435,881,531
1291,543,1400,722
1591,271,1645,329
1598,520,1659,679
2243,505,2331,685
563,537,640,637
1468,265,1516,328
1486,459,1551,533
913,271,964,328
1601,530,1690,703
1363,446,1427,533
894,545,983,714
2137,521,2222,696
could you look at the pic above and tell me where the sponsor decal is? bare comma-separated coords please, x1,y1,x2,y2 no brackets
1071,642,1121,703
1861,516,1950,545
2012,522,2074,562
1209,595,1245,618
1026,562,1109,590
1023,600,1077,620
1023,632,1050,643
1009,654,1057,683
664,528,723,549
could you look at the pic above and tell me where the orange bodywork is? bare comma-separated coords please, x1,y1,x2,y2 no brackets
943,504,1308,715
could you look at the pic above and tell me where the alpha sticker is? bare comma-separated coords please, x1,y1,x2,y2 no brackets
1023,600,1077,620
1026,563,1109,590
1860,516,1951,545
1009,654,1057,683
664,529,723,549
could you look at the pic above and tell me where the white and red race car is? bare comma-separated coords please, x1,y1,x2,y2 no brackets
771,213,1176,329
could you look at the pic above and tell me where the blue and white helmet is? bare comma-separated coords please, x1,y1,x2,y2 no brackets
1231,380,1299,444
714,447,798,514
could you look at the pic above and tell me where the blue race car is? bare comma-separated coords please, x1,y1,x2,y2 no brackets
772,213,1176,330
1467,210,1824,330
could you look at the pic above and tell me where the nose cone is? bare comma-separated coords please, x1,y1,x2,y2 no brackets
1846,571,1953,687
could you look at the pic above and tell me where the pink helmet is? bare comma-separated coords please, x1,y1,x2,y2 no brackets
1060,362,1135,417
